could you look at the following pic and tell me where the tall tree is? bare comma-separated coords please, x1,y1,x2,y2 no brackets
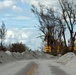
31,4,56,48
0,22,6,46
31,3,64,55
59,0,76,51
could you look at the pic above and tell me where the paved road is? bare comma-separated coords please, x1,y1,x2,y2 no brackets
34,60,69,75
15,62,36,75
50,65,68,75
15,60,69,75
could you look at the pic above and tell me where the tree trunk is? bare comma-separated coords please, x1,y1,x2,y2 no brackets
70,31,74,52
62,31,67,47
0,39,3,47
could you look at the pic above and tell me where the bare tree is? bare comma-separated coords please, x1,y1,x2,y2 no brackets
55,15,68,54
59,0,76,51
0,22,6,46
31,4,55,48
31,3,64,55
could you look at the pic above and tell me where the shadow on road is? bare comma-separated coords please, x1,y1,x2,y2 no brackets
50,65,68,75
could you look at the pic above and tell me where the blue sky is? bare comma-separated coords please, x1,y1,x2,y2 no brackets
0,0,41,50
0,0,76,50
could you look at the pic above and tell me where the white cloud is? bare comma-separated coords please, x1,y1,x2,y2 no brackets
22,33,28,38
12,16,30,20
6,28,29,43
4,14,13,17
21,0,58,7
21,0,25,3
0,0,23,13
3,0,14,7
0,0,15,10
21,0,39,7
5,28,41,50
19,40,26,43
6,30,14,38
4,39,8,43
11,40,16,43
12,5,23,12
21,0,60,14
